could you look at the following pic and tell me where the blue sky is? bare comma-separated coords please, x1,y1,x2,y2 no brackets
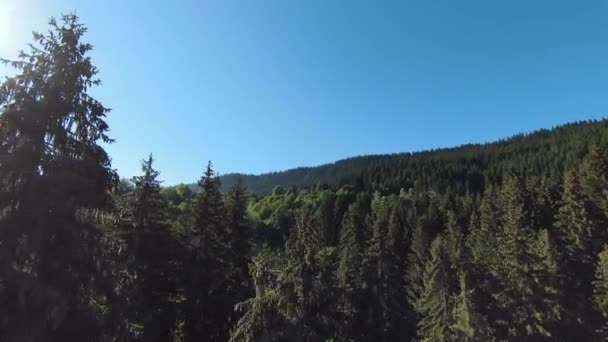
1,0,607,184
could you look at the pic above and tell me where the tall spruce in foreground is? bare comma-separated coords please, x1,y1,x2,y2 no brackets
0,14,116,340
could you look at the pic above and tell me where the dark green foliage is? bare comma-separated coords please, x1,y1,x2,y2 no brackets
336,196,369,340
0,14,117,341
467,176,561,339
553,148,608,338
123,155,180,341
226,177,253,287
594,244,608,338
415,236,450,342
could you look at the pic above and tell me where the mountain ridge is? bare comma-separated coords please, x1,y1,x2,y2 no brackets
185,119,607,195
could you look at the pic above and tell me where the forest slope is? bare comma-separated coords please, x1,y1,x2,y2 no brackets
217,119,608,195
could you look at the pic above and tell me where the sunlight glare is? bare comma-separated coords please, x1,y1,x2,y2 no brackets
0,1,16,57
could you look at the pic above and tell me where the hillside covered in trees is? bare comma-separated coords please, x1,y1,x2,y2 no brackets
215,120,607,195
5,15,608,342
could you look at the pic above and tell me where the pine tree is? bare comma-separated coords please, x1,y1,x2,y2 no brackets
406,220,430,322
442,211,463,285
474,175,559,339
125,154,178,341
336,195,369,340
361,193,414,340
555,155,608,337
196,161,228,261
449,274,473,341
416,236,450,342
183,161,232,342
594,244,608,339
555,170,594,262
385,196,415,340
130,154,165,227
230,247,289,342
0,14,117,340
524,229,561,337
283,206,329,340
225,177,252,286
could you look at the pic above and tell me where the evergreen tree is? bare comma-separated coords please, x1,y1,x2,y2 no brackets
594,244,608,339
336,195,369,340
230,247,289,342
555,153,608,337
416,236,450,342
555,170,594,262
0,14,117,340
196,161,228,261
125,154,179,341
406,220,430,321
183,161,232,342
281,205,335,341
472,176,559,339
361,193,414,340
449,273,474,341
225,177,252,287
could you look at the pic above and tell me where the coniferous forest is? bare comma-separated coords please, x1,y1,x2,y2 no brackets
5,15,608,342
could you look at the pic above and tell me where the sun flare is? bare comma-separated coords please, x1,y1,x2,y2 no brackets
0,1,15,56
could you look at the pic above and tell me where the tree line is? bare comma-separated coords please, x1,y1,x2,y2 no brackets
3,16,608,342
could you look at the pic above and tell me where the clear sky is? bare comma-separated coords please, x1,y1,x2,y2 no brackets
1,0,607,184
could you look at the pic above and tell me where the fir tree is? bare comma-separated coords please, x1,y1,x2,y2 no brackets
416,236,450,342
225,177,252,287
555,159,607,337
594,244,608,339
449,274,474,341
0,14,117,340
126,154,179,341
336,195,369,340
183,161,232,342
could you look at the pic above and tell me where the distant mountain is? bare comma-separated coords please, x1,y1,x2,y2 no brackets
191,119,608,196
217,155,390,195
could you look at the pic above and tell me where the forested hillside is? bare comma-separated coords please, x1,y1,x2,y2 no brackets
4,16,608,342
217,121,607,195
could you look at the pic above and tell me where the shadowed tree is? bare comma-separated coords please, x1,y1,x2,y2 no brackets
0,14,117,341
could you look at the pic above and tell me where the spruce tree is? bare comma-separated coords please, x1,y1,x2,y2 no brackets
406,220,431,321
416,236,450,342
282,205,332,340
184,161,232,342
125,154,178,341
555,155,608,337
449,273,474,341
480,176,559,338
336,195,369,340
0,14,116,340
594,244,608,339
225,177,252,287
363,193,413,340
230,247,289,342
